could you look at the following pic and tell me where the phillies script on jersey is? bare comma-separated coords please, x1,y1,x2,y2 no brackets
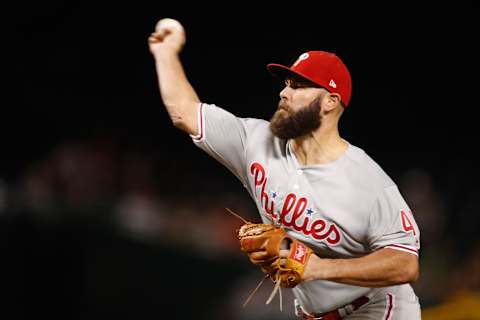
250,161,341,245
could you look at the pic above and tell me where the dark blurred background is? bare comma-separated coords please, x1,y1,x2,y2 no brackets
2,1,479,319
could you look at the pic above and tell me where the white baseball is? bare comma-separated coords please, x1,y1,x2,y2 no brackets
155,18,184,33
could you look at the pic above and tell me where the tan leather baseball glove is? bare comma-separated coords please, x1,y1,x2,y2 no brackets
238,222,313,288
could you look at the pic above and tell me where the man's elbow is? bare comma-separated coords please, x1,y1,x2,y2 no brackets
164,102,199,135
406,262,420,283
171,115,186,129
170,118,189,135
395,256,420,284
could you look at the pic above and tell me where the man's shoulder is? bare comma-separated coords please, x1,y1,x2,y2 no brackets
206,103,270,130
242,117,270,129
344,143,395,190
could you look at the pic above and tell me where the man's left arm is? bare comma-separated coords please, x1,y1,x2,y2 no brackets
302,184,420,287
302,248,419,287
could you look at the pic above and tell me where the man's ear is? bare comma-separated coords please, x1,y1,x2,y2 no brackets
324,93,342,112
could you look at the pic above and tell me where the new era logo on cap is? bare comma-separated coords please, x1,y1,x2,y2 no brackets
267,51,352,106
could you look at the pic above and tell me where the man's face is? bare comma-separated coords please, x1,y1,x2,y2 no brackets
270,77,325,139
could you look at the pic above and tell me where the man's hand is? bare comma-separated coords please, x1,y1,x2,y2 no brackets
148,18,186,55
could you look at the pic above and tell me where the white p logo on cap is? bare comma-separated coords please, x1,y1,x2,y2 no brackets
293,53,310,67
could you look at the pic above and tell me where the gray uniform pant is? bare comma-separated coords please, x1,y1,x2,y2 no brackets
296,285,421,320
343,285,420,320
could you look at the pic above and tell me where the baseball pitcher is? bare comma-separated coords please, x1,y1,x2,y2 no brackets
148,18,421,319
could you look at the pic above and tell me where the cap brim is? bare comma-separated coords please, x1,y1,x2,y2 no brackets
267,63,321,87
267,63,298,78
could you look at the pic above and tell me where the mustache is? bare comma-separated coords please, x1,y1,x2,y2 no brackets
277,101,289,111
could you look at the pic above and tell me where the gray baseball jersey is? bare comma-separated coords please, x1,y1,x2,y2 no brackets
191,103,421,319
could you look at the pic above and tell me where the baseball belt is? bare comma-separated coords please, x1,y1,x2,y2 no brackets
295,296,370,320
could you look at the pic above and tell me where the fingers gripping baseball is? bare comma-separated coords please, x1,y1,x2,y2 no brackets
148,18,186,55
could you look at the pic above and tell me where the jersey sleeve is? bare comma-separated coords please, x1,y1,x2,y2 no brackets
190,103,261,185
366,185,421,256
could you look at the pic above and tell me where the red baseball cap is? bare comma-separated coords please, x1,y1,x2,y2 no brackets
267,51,352,107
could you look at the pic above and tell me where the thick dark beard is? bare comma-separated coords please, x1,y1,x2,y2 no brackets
269,97,322,139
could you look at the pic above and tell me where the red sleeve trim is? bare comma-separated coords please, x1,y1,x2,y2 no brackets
190,103,205,142
385,244,418,256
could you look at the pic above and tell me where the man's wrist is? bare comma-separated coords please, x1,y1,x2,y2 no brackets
153,48,179,60
304,254,328,281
